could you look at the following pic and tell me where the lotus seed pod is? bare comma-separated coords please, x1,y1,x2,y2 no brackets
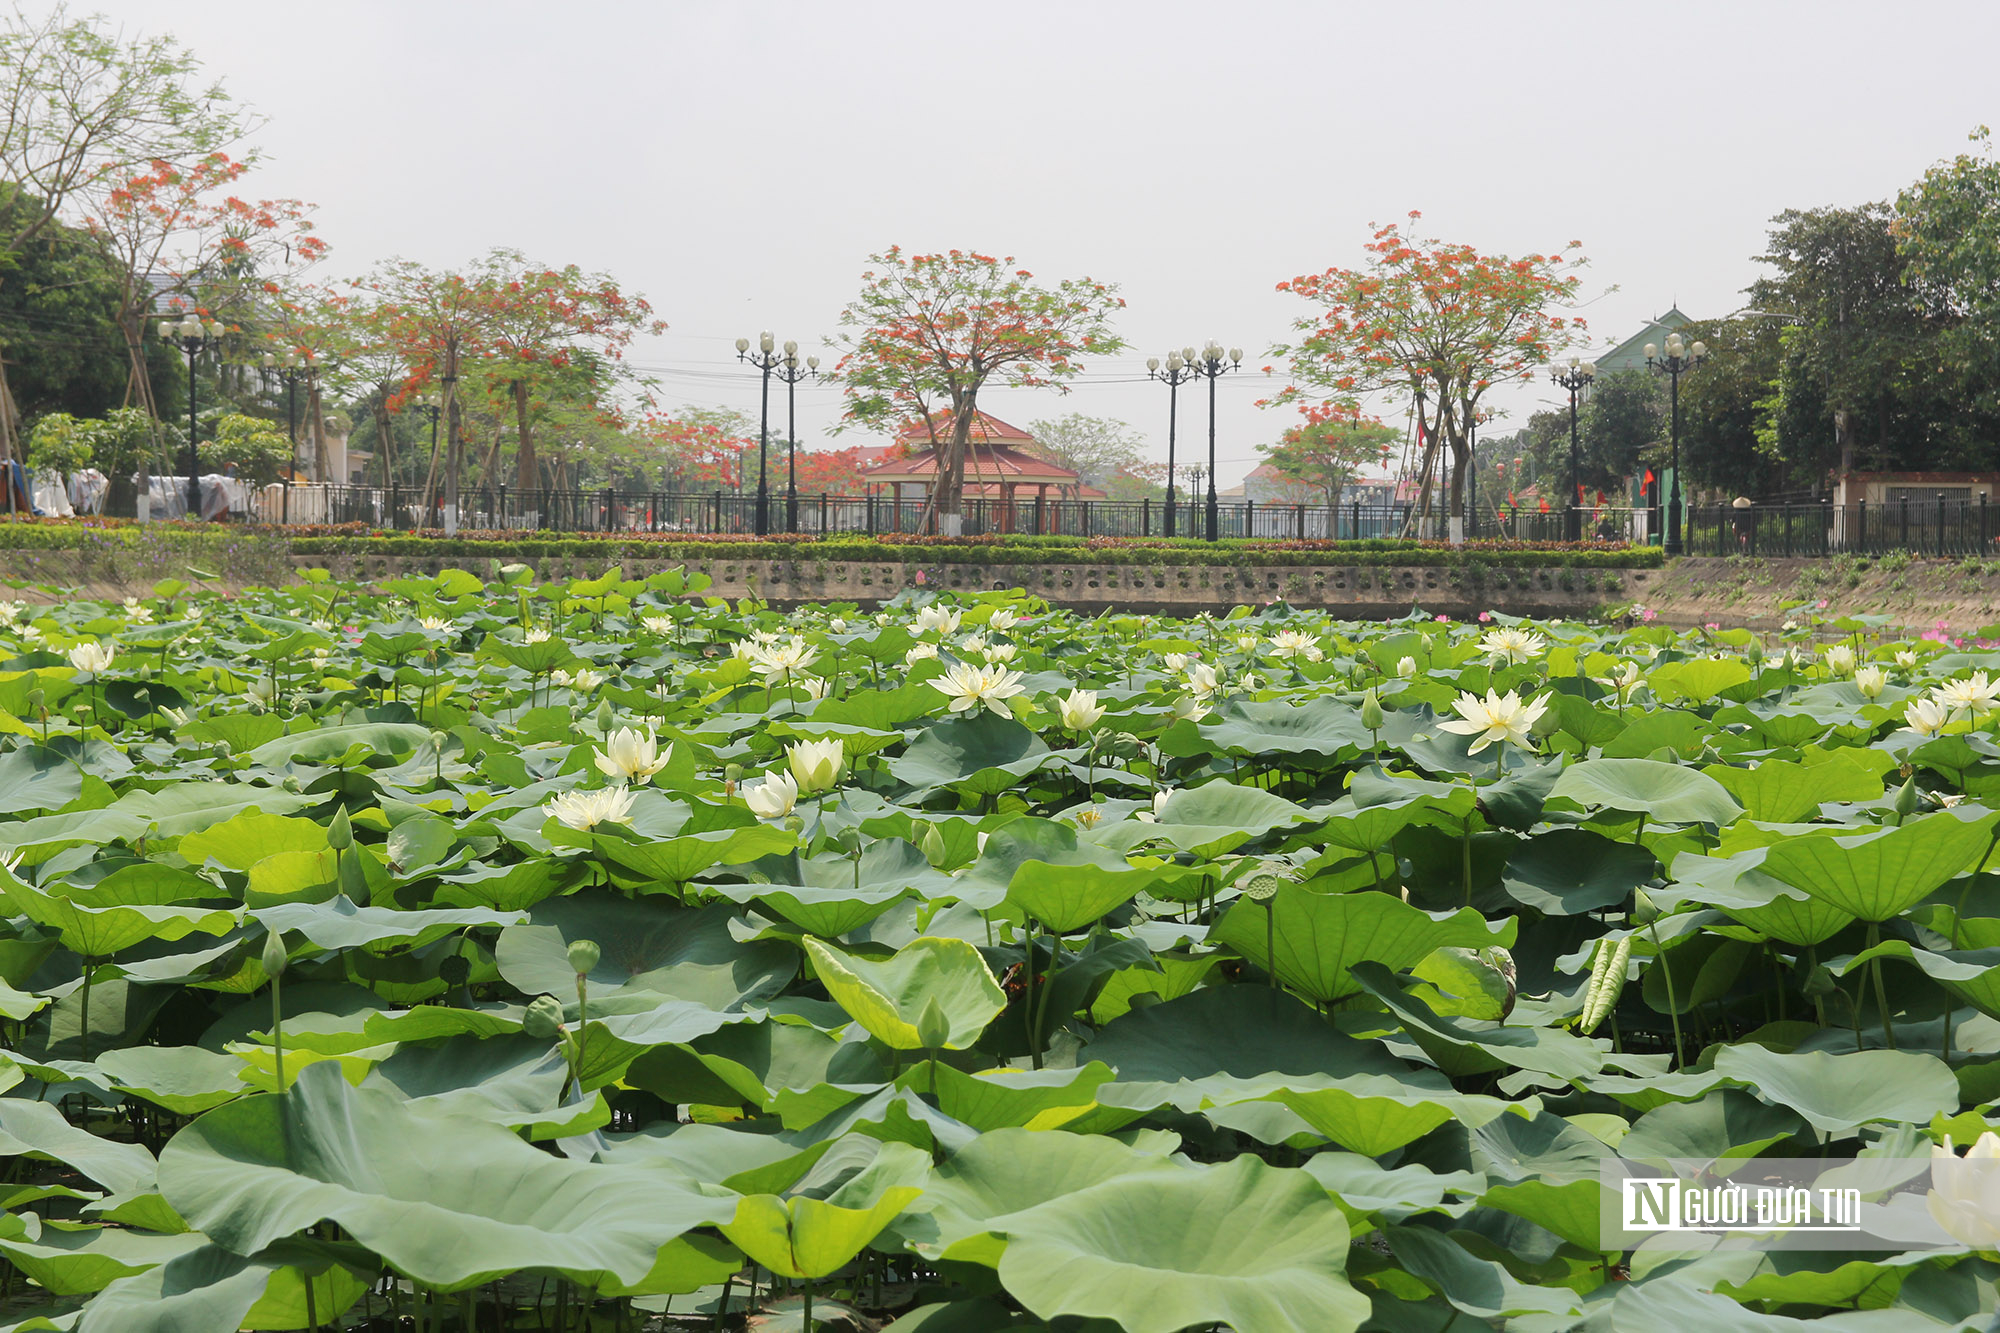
523,994,565,1038
430,731,448,750
438,953,471,986
724,763,745,784
782,814,805,835
1359,689,1384,731
260,929,288,979
915,995,952,1050
326,805,353,851
1243,874,1284,902
567,938,601,975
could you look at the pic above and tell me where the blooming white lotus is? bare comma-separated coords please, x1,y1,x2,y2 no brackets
1396,656,1417,679
1233,633,1259,654
1268,630,1324,662
1595,661,1643,702
1438,688,1551,755
983,643,1017,664
552,667,604,692
544,785,636,832
748,636,819,678
797,676,831,700
122,598,152,624
67,642,115,674
788,738,845,793
641,615,675,634
1163,653,1192,673
1478,628,1546,666
744,771,799,820
905,643,939,665
0,602,21,626
420,615,452,631
960,633,988,655
1054,689,1104,732
932,661,1027,718
913,605,961,636
1934,672,2000,723
1906,697,1949,737
988,608,1018,632
1185,663,1220,699
1855,665,1888,698
524,628,552,644
593,727,670,784
1929,1132,2000,1248
1824,644,1856,677
1897,650,1919,669
1169,695,1210,723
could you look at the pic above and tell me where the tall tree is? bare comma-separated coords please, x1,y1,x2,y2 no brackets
1257,409,1397,508
0,3,254,461
1270,214,1586,521
1024,412,1152,500
832,247,1124,534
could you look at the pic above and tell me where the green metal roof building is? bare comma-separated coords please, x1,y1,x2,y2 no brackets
1592,306,1693,374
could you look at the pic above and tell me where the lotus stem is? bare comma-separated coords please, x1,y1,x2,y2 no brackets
1866,923,1896,1051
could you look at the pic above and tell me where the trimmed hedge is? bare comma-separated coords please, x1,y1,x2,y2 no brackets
0,518,1665,571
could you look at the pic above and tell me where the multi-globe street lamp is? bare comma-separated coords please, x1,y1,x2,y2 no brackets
735,332,781,535
161,312,224,520
772,342,820,532
1550,357,1596,541
1146,351,1200,538
1644,333,1708,556
1187,342,1241,540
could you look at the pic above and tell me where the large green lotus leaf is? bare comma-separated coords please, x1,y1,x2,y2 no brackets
156,1063,733,1292
720,1140,928,1279
250,897,522,953
95,1046,247,1116
60,864,212,909
1755,807,2000,921
1840,941,2000,1019
495,891,795,1011
626,1020,886,1120
1467,1108,1615,1249
1349,963,1604,1081
1598,709,1716,760
1256,1077,1512,1156
1619,1089,1805,1164
109,785,314,839
0,746,82,815
358,1033,574,1127
595,823,796,888
1190,696,1373,764
1381,1223,1585,1321
710,840,955,936
1546,758,1742,825
595,1232,744,1299
1662,850,1857,946
1137,780,1314,857
765,718,905,760
176,813,327,872
1211,885,1513,1004
952,818,1173,928
896,1127,1180,1265
1703,751,1886,824
77,1238,372,1333
1501,828,1655,915
1317,768,1476,853
0,871,238,958
1710,1046,1960,1134
1300,1154,1485,1224
566,1002,752,1093
1648,657,1752,704
1607,1276,1951,1331
993,1156,1369,1333
804,936,1004,1050
901,1061,1117,1132
887,712,1054,797
246,722,432,768
0,1098,156,1196
0,1216,204,1297
594,1122,836,1196
1084,985,1413,1088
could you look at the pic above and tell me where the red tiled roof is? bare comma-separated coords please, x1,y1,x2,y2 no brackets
892,410,1037,449
862,441,1079,484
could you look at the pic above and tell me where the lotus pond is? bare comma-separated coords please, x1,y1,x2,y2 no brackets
0,568,1997,1331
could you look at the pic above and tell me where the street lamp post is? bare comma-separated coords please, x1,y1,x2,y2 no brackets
772,341,820,533
1550,357,1596,541
1146,352,1200,538
162,312,224,520
262,347,305,522
1645,334,1708,555
735,333,781,535
1187,342,1241,540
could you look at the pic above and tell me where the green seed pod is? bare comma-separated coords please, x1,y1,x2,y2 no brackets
724,763,745,784
326,805,353,851
1359,688,1385,731
523,994,565,1039
782,814,805,835
1242,874,1285,902
260,929,289,980
915,995,951,1050
1893,777,1919,822
566,938,601,975
438,953,471,986
594,700,614,734
1578,935,1632,1034
24,689,42,714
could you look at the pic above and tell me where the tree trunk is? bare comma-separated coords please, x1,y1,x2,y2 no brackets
118,312,166,518
935,393,975,536
512,379,537,492
309,373,332,483
375,402,396,489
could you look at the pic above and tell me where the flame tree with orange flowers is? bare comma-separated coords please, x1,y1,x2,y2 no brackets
832,247,1124,536
1269,214,1586,528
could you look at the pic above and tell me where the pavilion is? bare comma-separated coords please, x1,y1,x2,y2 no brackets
859,411,1090,530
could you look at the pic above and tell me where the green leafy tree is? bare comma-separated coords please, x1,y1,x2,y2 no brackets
198,412,286,483
1024,413,1158,499
23,411,92,473
1258,413,1397,508
1575,370,1661,496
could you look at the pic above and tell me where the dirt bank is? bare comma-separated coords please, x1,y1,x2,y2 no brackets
1634,554,2000,633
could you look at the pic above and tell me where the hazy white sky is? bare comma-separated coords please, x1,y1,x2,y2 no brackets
56,0,2000,485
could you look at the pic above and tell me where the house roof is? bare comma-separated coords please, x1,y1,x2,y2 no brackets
891,410,1037,449
1594,307,1693,374
862,440,1079,486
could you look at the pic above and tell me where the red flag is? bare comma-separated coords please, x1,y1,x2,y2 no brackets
1538,498,1550,513
1596,489,1606,505
1507,491,1517,505
1576,483,1586,501
1643,468,1655,485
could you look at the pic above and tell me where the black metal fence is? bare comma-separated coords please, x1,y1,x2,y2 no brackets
1688,497,2000,559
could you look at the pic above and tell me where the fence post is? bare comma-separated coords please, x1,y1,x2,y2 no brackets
1142,497,1150,537
1984,493,1990,552
1296,503,1305,540
1939,491,1948,558
1243,498,1254,539
1856,499,1866,554
1034,491,1046,535
866,490,876,535
1351,500,1359,541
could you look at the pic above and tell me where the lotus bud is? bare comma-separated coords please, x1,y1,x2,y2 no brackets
567,938,601,975
523,994,566,1038
1745,637,1766,666
724,763,745,784
915,995,951,1050
281,776,303,794
326,805,353,851
438,953,471,986
430,730,448,750
1894,777,1919,822
783,814,805,835
1360,689,1385,731
260,929,288,979
24,689,41,715
916,821,947,866
594,700,614,734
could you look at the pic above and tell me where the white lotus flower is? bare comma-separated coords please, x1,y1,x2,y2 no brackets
1855,665,1888,698
988,608,1018,632
593,727,670,784
1268,630,1324,662
1233,633,1259,654
1906,697,1949,737
67,642,115,674
1073,804,1105,830
744,771,799,820
1934,672,2000,723
122,597,152,624
246,678,276,704
1437,688,1551,755
788,738,845,793
932,661,1026,718
1594,661,1642,702
1897,650,1919,669
1169,695,1210,723
552,667,604,692
641,615,675,634
983,643,1017,664
1929,1132,2000,1248
913,605,961,636
748,636,819,678
1163,653,1192,673
1825,644,1856,677
0,602,21,626
19,627,41,646
1053,689,1104,732
1184,663,1220,699
751,629,781,645
524,628,552,644
905,643,939,665
828,616,848,633
1153,788,1174,818
797,676,831,700
960,633,988,654
1479,628,1546,666
420,616,451,631
730,640,756,660
1396,656,1417,678
160,706,190,727
544,785,636,832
